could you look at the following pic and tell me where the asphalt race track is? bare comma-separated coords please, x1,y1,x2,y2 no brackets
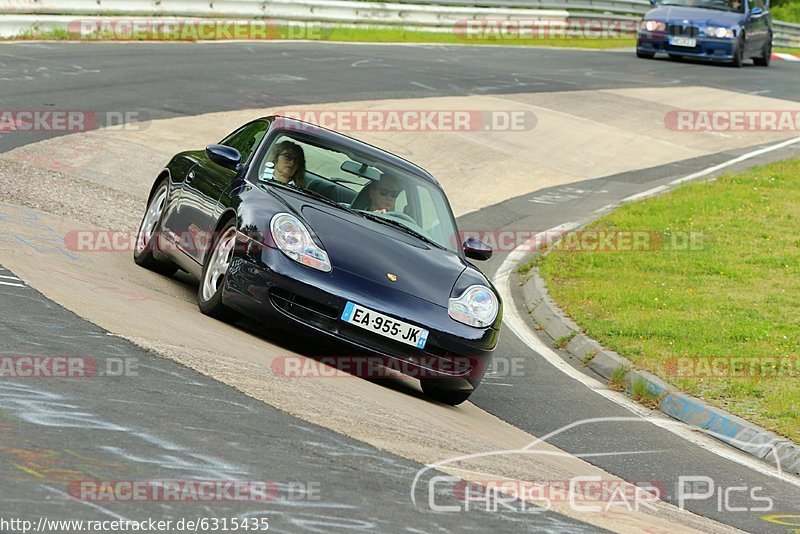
1,41,799,533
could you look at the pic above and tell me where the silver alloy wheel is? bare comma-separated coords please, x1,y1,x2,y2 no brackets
202,226,237,302
136,187,167,253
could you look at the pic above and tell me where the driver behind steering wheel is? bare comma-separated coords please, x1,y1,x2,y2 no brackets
368,174,402,213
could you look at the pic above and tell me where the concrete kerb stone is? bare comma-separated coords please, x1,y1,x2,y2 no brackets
565,333,602,362
519,266,800,476
588,349,631,381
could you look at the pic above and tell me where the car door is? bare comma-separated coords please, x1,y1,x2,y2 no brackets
744,0,768,54
180,120,270,264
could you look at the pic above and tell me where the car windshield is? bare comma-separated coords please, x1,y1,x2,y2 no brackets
253,132,461,254
660,0,744,12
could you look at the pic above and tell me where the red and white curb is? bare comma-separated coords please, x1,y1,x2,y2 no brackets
772,52,800,61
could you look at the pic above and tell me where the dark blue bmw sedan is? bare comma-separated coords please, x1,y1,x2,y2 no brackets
636,0,773,66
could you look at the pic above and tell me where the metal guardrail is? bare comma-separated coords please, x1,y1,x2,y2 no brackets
0,0,798,47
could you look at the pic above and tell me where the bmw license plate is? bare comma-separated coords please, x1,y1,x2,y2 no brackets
341,302,428,349
669,36,696,47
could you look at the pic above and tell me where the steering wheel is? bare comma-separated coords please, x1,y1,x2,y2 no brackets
384,211,417,225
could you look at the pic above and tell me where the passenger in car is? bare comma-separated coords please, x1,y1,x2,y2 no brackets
367,174,402,213
264,140,307,188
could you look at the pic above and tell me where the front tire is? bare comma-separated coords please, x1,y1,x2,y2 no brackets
731,36,745,67
420,379,473,406
134,179,177,276
198,219,239,322
636,49,655,59
753,36,772,66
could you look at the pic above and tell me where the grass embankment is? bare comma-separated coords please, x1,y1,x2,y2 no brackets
9,26,636,49
10,25,800,54
773,2,800,23
538,159,800,442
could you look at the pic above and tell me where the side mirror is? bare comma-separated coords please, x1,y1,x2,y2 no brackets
206,144,241,170
751,6,763,14
649,0,659,5
463,237,493,261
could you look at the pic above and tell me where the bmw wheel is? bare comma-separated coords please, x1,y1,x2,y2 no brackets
731,35,745,67
754,36,772,66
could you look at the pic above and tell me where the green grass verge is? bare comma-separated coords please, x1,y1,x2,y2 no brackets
772,2,800,24
539,159,800,442
5,26,636,49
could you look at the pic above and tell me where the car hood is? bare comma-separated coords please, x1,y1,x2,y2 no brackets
646,6,744,26
269,188,469,308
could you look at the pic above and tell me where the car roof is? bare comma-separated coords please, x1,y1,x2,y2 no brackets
262,115,442,187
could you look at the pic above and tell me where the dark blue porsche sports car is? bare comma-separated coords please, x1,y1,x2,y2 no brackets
637,0,772,66
133,116,501,405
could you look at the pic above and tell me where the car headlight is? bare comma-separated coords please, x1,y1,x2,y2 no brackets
449,285,498,328
705,26,734,38
270,213,331,272
640,20,666,32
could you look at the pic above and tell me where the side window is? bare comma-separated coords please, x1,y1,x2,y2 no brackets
749,0,764,10
220,121,269,163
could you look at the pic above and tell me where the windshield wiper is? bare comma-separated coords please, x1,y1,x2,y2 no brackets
259,179,358,214
357,211,446,251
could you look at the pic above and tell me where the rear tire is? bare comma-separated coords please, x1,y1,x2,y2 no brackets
420,379,473,406
753,37,771,66
134,179,177,276
198,219,239,322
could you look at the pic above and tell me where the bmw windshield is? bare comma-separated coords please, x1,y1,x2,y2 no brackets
659,0,745,12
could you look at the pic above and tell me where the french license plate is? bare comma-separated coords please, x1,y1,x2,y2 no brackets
341,302,429,350
669,36,696,47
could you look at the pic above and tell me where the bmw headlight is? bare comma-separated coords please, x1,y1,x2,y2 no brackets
640,20,666,32
270,213,331,272
449,285,498,328
705,26,734,38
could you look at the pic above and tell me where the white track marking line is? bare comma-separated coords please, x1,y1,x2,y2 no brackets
0,274,22,280
669,136,800,186
621,184,668,203
0,280,25,288
494,138,800,487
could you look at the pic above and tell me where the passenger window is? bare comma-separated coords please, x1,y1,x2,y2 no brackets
220,120,270,163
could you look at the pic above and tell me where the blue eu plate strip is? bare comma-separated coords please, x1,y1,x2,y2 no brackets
341,301,355,322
